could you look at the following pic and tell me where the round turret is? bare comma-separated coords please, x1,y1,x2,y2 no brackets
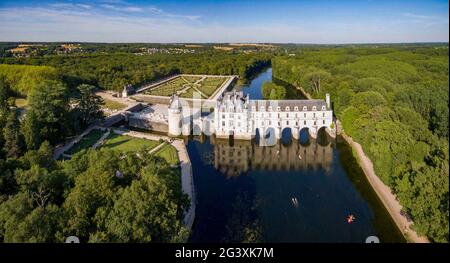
168,94,182,136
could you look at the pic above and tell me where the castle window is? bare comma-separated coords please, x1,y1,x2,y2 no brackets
314,121,317,125
304,113,306,118
323,112,325,117
222,121,225,126
313,113,316,118
287,121,289,125
304,121,306,125
323,120,325,125
278,122,281,126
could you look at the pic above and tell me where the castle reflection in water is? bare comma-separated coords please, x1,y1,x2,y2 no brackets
187,133,334,177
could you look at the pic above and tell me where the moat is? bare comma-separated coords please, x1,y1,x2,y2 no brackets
187,68,405,242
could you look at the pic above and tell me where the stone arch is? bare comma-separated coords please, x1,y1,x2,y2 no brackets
299,127,311,146
262,127,278,147
281,127,293,146
253,127,263,143
317,126,331,146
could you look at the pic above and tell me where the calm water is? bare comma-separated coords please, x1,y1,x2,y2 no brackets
187,68,405,243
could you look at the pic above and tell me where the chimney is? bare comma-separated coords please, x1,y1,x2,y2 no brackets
326,93,330,108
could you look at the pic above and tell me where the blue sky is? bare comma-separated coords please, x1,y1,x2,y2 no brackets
0,0,448,43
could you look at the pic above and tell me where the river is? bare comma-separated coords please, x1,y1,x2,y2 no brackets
187,67,405,243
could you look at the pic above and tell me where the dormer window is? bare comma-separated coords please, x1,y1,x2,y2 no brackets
276,106,281,111
252,106,256,111
294,106,299,111
302,106,307,111
321,106,326,110
312,106,317,111
260,106,265,111
285,106,290,111
268,106,273,111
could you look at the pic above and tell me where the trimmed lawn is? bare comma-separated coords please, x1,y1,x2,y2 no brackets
197,77,227,96
154,144,179,165
103,99,127,111
144,77,188,96
182,76,202,83
144,75,229,98
101,134,161,152
66,129,105,155
179,87,207,99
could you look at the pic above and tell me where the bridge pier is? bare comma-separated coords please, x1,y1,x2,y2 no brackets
309,127,318,140
292,128,299,140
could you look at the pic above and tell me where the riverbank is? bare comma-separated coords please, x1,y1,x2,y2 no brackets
339,128,429,243
292,83,428,242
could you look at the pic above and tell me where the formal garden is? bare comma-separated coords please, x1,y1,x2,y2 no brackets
143,75,230,99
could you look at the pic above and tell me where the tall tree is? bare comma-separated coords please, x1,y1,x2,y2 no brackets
2,109,23,158
26,80,70,146
75,84,104,127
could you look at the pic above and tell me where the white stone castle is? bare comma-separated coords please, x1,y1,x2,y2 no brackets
168,91,334,140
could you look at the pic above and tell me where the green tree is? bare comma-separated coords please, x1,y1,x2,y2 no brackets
2,109,23,158
104,168,189,242
26,80,70,146
262,81,286,100
75,84,104,127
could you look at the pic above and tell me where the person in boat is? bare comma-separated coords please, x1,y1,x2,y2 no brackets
347,214,355,223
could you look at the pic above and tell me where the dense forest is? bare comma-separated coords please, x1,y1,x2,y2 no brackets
0,51,272,93
0,76,189,242
272,45,449,242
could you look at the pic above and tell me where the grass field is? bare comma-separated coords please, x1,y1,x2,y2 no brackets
101,134,179,164
154,143,179,165
66,129,105,155
102,99,127,111
101,134,161,152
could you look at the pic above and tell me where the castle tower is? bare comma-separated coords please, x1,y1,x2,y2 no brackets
168,94,182,136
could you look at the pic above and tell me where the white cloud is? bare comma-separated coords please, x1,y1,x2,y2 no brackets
101,4,143,12
0,4,447,43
